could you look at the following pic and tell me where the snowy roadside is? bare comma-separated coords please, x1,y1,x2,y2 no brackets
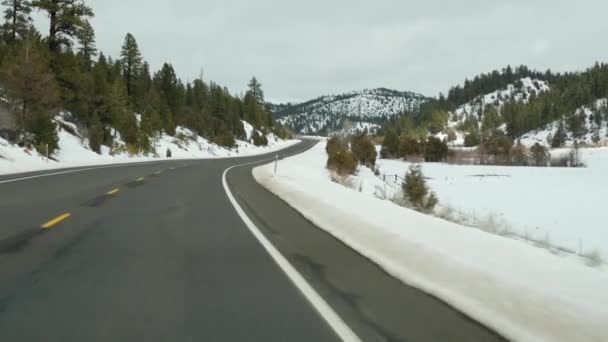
0,118,299,176
253,142,608,342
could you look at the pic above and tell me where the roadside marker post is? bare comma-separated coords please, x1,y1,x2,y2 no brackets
274,155,278,176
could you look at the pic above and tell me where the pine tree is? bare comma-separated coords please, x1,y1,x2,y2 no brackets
1,32,59,148
403,164,438,212
32,0,93,53
552,121,567,148
1,0,32,43
247,76,264,104
120,33,142,106
76,19,96,69
88,112,103,153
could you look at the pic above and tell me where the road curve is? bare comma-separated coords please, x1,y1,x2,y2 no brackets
0,139,505,341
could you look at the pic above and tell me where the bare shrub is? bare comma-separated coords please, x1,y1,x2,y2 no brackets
583,250,604,267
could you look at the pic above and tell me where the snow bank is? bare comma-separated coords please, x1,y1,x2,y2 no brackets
253,142,608,342
0,118,298,176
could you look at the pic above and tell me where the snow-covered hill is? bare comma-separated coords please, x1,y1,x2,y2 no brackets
519,99,608,147
275,88,429,135
447,78,550,145
0,112,296,176
444,77,608,147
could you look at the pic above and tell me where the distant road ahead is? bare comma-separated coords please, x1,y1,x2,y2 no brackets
0,140,504,341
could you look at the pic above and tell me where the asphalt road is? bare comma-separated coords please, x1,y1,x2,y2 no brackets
0,140,506,342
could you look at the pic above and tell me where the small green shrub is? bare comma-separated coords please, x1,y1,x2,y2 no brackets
424,137,448,162
326,136,357,175
351,133,377,167
402,164,438,212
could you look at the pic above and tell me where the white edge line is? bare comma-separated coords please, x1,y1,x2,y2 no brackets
0,161,164,185
222,160,361,342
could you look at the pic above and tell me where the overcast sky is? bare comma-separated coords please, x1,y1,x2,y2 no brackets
32,0,608,103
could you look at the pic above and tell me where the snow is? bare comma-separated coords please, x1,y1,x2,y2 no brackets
451,78,550,126
253,141,608,342
376,148,608,257
447,79,608,147
0,116,298,176
519,100,608,147
276,88,428,135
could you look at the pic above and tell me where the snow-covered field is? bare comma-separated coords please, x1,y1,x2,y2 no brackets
376,148,608,257
0,116,298,176
253,141,608,342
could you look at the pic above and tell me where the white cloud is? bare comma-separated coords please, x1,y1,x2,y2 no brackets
30,0,608,101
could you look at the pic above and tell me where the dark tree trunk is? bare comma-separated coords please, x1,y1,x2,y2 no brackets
49,9,58,52
11,1,17,42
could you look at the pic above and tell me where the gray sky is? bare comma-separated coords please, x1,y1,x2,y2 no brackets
32,0,608,103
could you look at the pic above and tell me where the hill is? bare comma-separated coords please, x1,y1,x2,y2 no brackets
274,88,429,135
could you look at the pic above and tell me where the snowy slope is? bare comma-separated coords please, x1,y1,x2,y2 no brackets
519,99,608,147
0,114,297,176
253,142,608,342
275,88,429,135
447,78,608,147
451,77,550,122
447,78,550,145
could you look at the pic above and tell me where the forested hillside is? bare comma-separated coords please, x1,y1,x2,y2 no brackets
0,0,280,156
274,88,428,135
383,64,608,148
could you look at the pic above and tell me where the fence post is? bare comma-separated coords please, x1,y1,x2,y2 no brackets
46,144,49,163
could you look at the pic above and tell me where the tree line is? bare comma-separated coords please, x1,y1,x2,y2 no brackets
0,0,278,155
383,63,608,149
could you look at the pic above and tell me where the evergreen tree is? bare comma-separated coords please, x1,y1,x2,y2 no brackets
1,0,32,43
32,0,93,53
380,128,399,158
403,165,437,212
247,76,264,104
552,121,567,148
1,32,59,149
75,19,95,69
120,33,142,106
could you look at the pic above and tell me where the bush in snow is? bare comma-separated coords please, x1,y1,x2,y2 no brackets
402,164,438,212
583,249,604,267
213,126,236,148
399,136,423,161
530,143,549,166
380,128,400,158
464,131,480,147
423,137,448,162
252,130,268,146
326,136,357,176
350,133,377,167
510,142,529,166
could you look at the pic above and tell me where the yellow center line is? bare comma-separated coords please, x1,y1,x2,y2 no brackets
106,188,120,196
41,213,71,229
136,177,145,182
